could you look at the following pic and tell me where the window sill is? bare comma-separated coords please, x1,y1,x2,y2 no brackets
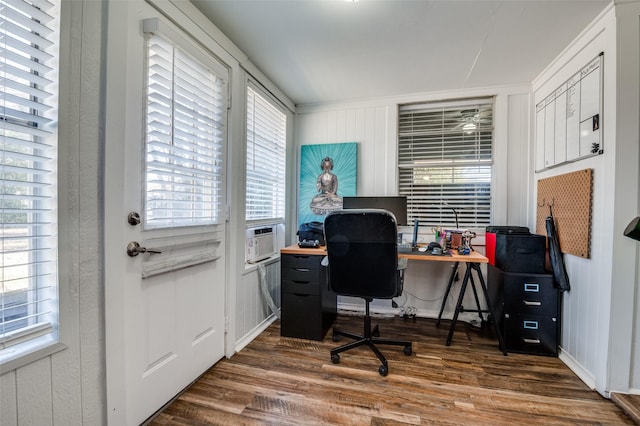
0,336,67,374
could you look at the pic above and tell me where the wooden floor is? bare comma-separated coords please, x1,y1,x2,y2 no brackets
148,314,633,425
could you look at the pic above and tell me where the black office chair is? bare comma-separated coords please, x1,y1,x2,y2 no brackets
323,209,412,376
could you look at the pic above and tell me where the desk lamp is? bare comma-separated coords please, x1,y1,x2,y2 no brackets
442,201,459,229
624,216,640,241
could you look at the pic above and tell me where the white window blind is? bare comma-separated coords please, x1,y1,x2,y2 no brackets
143,20,227,229
398,98,494,229
1,0,59,349
245,83,286,224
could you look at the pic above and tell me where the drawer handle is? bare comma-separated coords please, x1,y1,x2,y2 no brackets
523,320,539,329
292,293,310,297
524,283,539,292
294,268,310,272
523,338,541,344
292,280,310,284
523,300,541,306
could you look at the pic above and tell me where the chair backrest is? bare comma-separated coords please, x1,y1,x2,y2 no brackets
324,209,400,299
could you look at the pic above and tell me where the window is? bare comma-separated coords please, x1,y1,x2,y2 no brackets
143,19,228,229
398,98,494,229
1,0,60,355
245,83,286,225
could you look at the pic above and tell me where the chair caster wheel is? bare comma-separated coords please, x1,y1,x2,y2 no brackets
378,364,388,376
331,354,340,364
404,346,412,356
332,334,340,342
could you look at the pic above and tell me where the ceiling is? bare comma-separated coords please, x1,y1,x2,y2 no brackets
191,0,610,106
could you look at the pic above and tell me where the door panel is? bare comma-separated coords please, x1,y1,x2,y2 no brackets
105,2,227,424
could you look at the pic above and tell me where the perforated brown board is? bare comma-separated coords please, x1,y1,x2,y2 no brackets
535,168,593,258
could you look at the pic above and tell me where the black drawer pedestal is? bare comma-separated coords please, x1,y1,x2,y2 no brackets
281,253,336,340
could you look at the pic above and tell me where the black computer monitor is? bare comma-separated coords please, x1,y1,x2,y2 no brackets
342,196,408,226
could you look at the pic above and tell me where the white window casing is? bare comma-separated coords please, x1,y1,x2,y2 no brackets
143,18,228,230
398,97,494,230
245,82,286,226
1,0,61,365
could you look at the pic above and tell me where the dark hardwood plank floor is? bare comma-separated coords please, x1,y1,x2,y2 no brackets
148,314,632,425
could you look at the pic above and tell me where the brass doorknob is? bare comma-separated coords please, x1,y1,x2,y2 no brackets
126,241,161,257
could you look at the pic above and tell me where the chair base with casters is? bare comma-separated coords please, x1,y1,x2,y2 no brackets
330,297,412,377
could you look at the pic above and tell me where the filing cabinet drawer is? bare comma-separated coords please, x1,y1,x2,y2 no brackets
503,272,558,315
281,266,320,284
281,293,325,340
281,254,321,271
282,278,321,296
504,313,558,356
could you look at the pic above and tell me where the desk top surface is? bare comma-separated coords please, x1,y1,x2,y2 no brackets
281,244,488,264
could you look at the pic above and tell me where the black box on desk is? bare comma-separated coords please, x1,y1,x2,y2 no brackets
485,226,530,266
494,233,546,273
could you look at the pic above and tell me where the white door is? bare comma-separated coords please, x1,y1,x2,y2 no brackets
104,3,227,425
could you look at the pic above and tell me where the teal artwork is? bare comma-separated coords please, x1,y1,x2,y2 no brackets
299,143,357,226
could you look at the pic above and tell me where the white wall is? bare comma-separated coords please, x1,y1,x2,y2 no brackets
235,260,282,350
294,86,532,319
532,5,617,392
609,1,640,394
532,2,640,396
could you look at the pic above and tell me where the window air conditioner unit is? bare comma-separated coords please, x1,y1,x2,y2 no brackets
246,226,276,263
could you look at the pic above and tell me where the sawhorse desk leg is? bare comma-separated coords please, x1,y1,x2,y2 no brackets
435,261,459,326
445,262,507,355
436,262,484,325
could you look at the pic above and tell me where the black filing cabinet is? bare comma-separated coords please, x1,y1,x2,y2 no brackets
489,266,560,356
281,252,337,340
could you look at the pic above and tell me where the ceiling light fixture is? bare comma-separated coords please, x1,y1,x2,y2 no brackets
462,122,476,133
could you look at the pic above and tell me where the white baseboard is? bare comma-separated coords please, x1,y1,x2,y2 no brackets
558,347,598,392
235,314,277,353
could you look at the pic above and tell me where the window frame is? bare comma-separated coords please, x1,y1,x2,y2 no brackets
244,80,287,229
0,0,65,371
142,18,229,231
397,97,494,231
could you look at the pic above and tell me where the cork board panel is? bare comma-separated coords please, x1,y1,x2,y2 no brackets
535,168,592,258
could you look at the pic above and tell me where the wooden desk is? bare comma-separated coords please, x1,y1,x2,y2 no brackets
280,245,506,354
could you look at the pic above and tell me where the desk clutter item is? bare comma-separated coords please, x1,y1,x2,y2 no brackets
397,243,413,253
297,221,325,246
489,266,560,356
298,239,320,248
